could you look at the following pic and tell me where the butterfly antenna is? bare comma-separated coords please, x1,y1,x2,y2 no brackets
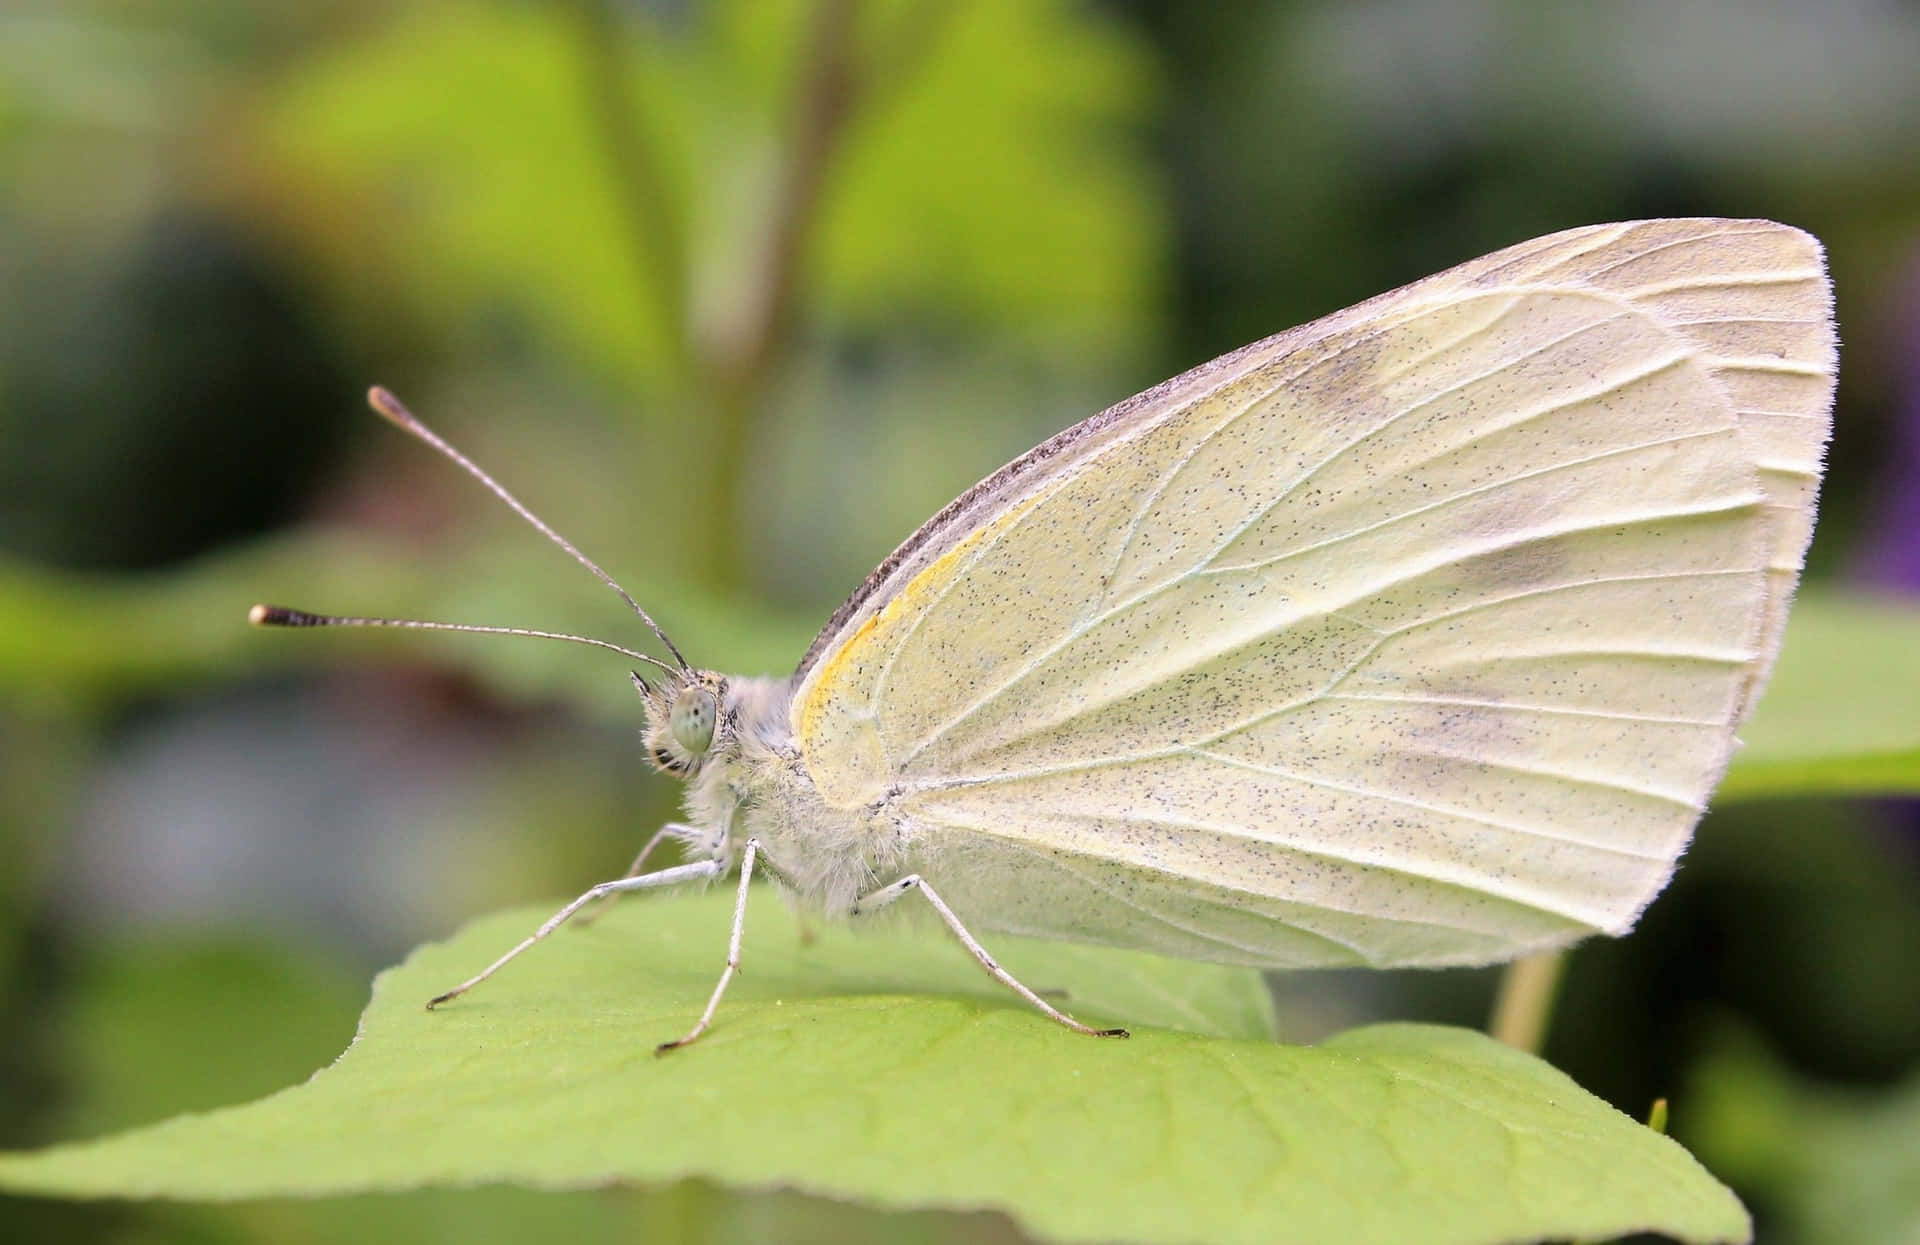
364,386,691,671
246,605,680,676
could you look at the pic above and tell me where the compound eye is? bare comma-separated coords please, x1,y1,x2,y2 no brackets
670,688,717,755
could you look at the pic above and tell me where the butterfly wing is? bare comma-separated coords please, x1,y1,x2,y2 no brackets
793,219,1835,968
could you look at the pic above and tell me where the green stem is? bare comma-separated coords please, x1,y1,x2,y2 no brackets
573,0,691,377
698,0,864,592
1488,950,1564,1054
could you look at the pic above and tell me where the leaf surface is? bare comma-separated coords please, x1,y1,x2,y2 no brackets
0,891,1747,1245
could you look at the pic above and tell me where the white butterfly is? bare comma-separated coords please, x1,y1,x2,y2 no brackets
254,218,1835,1049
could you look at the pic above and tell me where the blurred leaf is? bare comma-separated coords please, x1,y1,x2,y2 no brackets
0,710,86,913
1672,801,1920,1081
1686,1027,1920,1245
49,936,363,1143
756,347,1124,604
806,0,1162,346
0,890,1746,1245
0,530,815,715
263,0,1159,390
265,4,683,385
1298,2,1920,171
1721,592,1920,799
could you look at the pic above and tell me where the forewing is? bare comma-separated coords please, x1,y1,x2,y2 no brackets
795,219,1834,967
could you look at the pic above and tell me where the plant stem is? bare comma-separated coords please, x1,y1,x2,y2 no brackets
1488,951,1564,1054
573,0,691,376
576,0,950,592
696,0,866,590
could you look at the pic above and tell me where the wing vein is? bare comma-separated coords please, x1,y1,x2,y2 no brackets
1386,745,1700,810
1578,223,1783,281
1190,748,1681,854
897,306,1657,768
1327,691,1723,727
1623,270,1826,298
920,560,1754,783
1371,567,1760,642
1097,381,1285,611
1097,296,1537,610
1661,314,1827,327
1181,309,1648,587
930,798,1614,922
926,830,1369,963
1206,425,1736,574
1715,356,1832,377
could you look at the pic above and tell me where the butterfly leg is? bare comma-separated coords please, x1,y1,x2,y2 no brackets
656,838,764,1053
573,822,688,927
427,857,723,1009
849,876,1129,1039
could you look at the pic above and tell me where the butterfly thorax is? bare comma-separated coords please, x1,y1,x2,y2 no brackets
637,670,900,914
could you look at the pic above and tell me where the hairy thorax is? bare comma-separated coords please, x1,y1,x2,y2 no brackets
680,673,910,915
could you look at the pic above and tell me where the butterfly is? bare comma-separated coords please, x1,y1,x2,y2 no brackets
253,218,1836,1049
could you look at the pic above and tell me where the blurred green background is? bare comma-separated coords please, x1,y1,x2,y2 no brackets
2,1,1917,1242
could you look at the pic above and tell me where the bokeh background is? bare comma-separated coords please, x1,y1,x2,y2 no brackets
3,2,1917,1242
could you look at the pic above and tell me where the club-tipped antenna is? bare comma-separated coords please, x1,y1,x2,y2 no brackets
365,385,690,671
248,604,680,676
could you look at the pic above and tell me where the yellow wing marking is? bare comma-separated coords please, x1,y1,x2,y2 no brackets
796,492,1047,806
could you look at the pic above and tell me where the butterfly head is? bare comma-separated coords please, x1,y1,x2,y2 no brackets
635,669,731,776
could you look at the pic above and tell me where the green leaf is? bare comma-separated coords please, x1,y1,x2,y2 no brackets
45,938,362,1144
265,5,685,385
0,531,815,715
808,0,1163,346
1685,1028,1920,1245
0,890,1745,1245
1721,591,1920,799
31,934,998,1244
263,0,1160,390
